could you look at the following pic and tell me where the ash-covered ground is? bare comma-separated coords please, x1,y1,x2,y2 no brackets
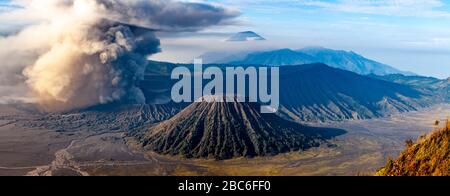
0,103,448,176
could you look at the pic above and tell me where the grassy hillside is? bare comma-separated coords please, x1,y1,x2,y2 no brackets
376,120,450,176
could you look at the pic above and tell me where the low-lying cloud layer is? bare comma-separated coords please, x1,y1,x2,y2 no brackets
0,0,238,111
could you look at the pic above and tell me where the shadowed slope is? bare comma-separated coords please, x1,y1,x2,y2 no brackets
278,64,431,122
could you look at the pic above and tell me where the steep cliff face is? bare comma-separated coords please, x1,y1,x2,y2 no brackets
135,97,345,160
377,120,450,176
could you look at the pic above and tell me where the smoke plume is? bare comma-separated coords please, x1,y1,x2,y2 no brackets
0,0,238,111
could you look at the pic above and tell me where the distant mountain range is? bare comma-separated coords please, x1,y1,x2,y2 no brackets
134,96,345,159
226,31,266,42
201,47,414,76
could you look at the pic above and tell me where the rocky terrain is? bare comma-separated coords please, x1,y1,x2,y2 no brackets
134,96,345,160
0,103,183,133
0,103,448,176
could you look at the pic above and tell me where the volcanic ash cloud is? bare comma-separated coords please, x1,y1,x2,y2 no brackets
0,0,238,111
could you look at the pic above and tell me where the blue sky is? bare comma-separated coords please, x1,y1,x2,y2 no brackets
166,0,450,78
1,0,450,78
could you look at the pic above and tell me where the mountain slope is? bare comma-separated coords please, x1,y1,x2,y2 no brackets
300,47,411,75
277,64,432,122
368,74,449,102
226,47,411,76
376,120,450,176
135,96,345,160
197,51,251,64
230,49,316,66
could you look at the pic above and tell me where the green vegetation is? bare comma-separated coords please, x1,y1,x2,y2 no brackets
376,120,450,176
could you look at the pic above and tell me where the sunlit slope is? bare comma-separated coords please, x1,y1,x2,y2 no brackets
376,120,450,176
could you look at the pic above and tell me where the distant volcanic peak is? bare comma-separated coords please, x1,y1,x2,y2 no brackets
227,31,266,42
138,98,344,160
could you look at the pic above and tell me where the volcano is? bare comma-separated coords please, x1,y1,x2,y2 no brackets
135,96,345,160
226,31,266,42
